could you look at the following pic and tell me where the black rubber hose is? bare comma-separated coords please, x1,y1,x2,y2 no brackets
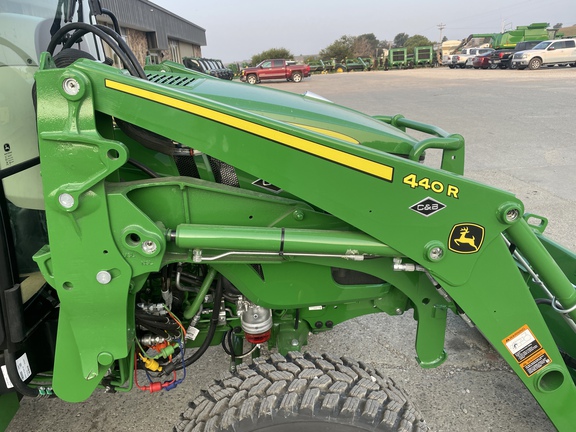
3,349,39,397
93,25,146,78
184,276,223,366
61,27,140,77
62,24,146,79
47,23,142,78
100,8,120,34
164,275,223,374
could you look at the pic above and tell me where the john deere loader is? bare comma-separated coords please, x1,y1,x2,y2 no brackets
1,1,575,431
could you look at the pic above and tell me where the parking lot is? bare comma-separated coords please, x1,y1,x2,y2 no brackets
7,67,576,432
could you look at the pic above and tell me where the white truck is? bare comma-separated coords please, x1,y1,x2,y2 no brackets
511,38,576,70
451,47,494,68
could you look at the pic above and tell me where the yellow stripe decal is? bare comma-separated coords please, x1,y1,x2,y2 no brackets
289,123,359,145
105,79,394,181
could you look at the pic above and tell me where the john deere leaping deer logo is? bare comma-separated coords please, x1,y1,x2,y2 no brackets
449,223,485,254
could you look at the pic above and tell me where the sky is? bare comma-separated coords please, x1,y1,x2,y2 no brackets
152,0,574,63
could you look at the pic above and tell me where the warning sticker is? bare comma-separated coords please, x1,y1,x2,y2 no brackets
521,350,552,377
503,325,542,362
1,353,32,389
503,325,552,377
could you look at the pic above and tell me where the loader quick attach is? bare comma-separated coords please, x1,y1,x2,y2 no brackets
1,1,576,431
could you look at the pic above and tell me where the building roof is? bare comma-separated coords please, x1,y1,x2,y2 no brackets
99,0,206,49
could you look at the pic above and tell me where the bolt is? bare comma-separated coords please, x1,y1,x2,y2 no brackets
96,270,112,285
506,209,520,222
62,78,80,96
325,321,334,328
395,308,403,315
429,247,444,261
58,193,75,209
315,321,323,329
293,210,305,221
142,240,157,254
291,339,299,347
85,371,98,380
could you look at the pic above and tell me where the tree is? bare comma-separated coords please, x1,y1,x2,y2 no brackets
393,32,409,48
404,35,434,54
319,35,355,61
353,33,379,57
250,48,293,66
553,23,563,29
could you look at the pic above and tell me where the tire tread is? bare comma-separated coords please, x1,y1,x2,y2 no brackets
174,352,429,432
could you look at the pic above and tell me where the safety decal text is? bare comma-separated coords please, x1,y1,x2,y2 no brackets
503,325,551,377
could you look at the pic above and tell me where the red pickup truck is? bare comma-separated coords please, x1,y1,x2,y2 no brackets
240,59,311,84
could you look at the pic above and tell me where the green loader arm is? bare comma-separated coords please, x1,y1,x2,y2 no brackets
31,54,576,430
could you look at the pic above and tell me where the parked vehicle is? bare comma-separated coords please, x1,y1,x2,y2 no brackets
472,52,493,69
321,58,347,73
442,23,552,69
452,48,494,68
468,22,556,50
306,59,326,73
240,59,311,84
490,40,544,69
182,57,234,80
512,39,576,70
343,57,369,72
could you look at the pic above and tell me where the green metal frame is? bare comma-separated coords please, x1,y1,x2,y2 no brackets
389,48,408,68
414,46,434,67
28,52,576,430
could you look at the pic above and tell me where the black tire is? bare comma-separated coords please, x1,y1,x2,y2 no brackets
292,72,303,83
528,57,542,70
174,352,428,432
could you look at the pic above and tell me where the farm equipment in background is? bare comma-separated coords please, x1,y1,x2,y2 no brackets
413,46,435,67
2,1,576,432
389,47,412,68
306,59,326,73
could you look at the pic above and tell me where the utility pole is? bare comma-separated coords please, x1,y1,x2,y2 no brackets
437,23,446,43
437,23,446,65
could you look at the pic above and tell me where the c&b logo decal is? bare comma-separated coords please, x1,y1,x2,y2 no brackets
449,223,485,254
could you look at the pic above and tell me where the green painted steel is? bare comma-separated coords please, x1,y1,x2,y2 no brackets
0,393,20,431
22,49,576,430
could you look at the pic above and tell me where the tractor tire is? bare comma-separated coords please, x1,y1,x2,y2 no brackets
174,352,428,432
291,72,303,83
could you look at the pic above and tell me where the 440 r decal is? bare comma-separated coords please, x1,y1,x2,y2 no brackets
402,173,459,199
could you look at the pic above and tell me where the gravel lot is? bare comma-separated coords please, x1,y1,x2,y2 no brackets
7,66,576,432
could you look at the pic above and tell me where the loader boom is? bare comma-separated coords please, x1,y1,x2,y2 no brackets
30,54,576,429
1,2,576,431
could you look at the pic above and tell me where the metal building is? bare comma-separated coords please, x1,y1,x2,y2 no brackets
98,0,206,66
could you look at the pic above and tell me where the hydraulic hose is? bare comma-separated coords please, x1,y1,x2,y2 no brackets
164,274,223,374
3,349,39,397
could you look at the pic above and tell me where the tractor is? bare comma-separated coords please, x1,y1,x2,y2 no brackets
1,1,576,431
